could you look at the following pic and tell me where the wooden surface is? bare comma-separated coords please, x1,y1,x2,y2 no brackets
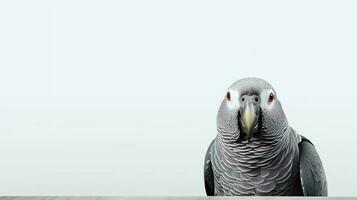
0,197,354,200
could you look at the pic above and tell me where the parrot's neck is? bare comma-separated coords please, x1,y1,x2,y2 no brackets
216,123,299,168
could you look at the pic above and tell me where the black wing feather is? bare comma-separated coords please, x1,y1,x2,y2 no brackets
204,139,215,196
299,136,328,196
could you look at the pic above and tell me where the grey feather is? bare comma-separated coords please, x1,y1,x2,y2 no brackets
204,139,215,196
299,136,328,196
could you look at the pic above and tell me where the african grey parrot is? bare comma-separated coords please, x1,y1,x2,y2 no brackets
204,78,327,196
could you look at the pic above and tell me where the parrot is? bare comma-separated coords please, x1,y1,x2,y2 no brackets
204,77,327,196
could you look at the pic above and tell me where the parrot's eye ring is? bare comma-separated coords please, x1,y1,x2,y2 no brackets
226,91,231,101
241,97,245,102
268,92,275,103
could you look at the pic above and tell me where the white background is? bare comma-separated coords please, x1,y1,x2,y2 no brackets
0,0,356,196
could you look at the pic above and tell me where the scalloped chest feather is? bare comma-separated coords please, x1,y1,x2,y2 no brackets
211,129,303,196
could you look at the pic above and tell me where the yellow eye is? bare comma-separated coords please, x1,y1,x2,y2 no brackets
226,91,231,101
268,92,275,103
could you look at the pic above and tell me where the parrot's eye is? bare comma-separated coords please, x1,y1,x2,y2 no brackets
226,91,231,101
268,92,275,103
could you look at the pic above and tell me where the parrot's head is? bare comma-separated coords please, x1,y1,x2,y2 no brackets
217,77,288,143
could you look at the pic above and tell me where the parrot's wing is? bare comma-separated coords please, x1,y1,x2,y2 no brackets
204,139,215,196
298,136,328,196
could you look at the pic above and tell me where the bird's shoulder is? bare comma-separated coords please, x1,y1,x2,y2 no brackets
204,139,215,196
298,135,328,196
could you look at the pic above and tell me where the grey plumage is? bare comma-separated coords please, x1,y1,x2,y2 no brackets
204,77,327,196
299,136,328,196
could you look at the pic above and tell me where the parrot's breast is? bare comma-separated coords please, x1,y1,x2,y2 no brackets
212,129,302,196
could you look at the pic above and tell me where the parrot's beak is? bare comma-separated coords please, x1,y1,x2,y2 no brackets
239,102,260,141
